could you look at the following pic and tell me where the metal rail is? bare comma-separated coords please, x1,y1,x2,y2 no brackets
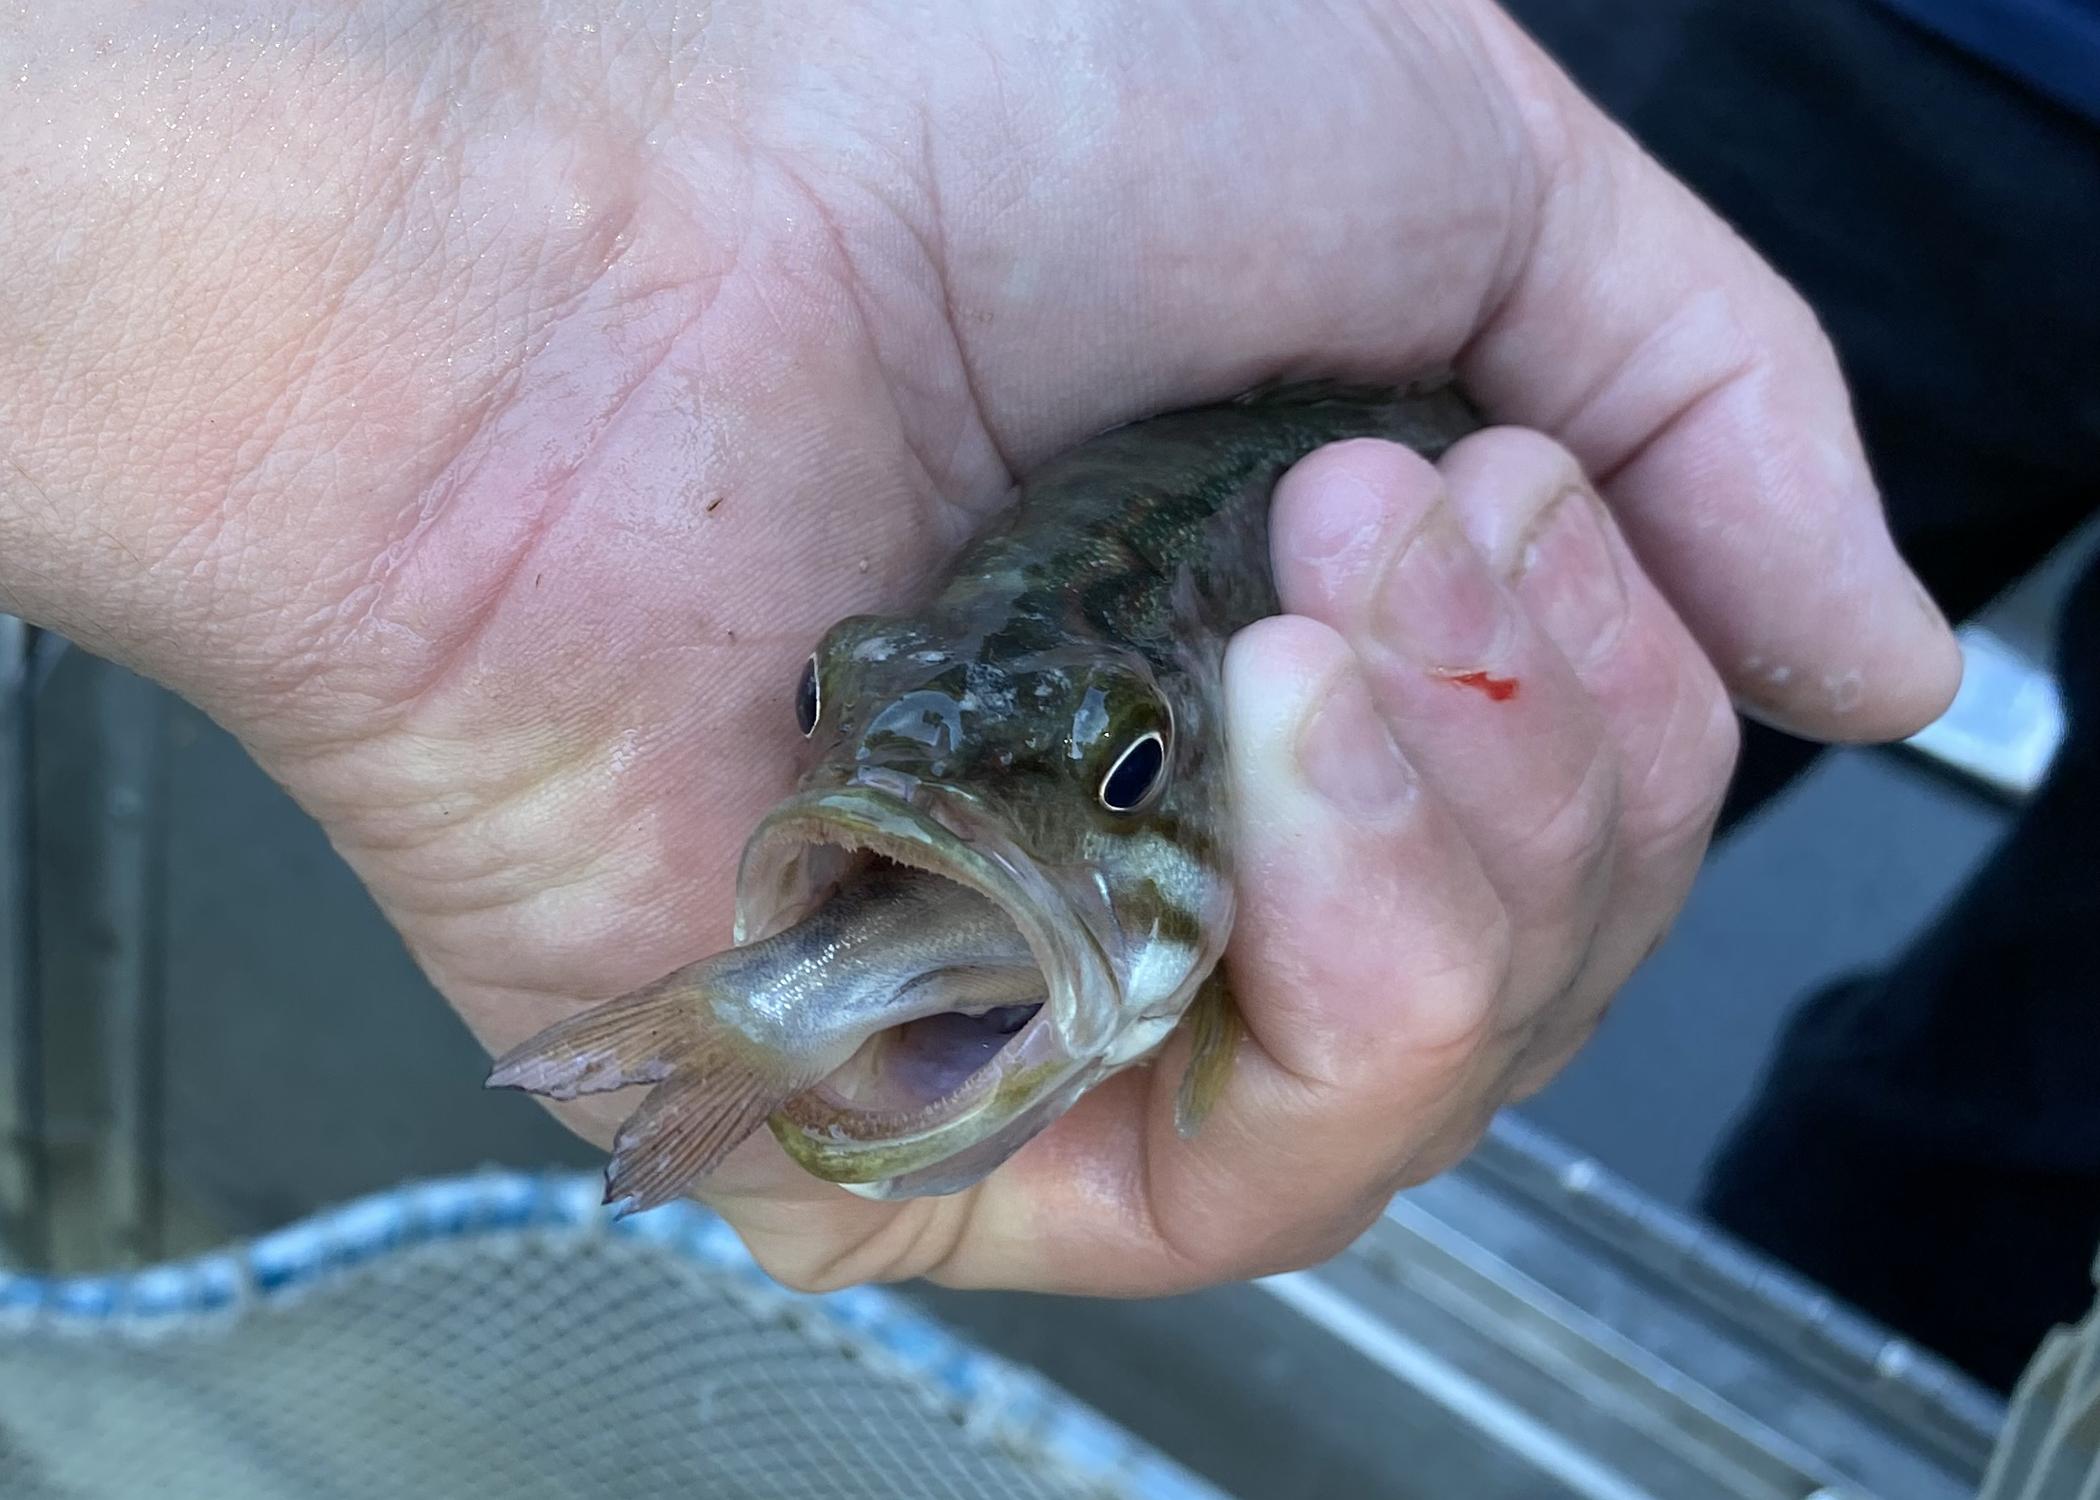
0,615,46,1266
1472,1113,2005,1465
0,626,168,1269
1231,1117,2003,1499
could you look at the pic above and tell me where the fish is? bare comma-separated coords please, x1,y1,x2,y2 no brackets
486,378,1482,1210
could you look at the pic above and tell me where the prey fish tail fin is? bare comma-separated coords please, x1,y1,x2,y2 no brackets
486,965,816,1213
483,977,700,1102
1173,969,1244,1140
602,1068,779,1216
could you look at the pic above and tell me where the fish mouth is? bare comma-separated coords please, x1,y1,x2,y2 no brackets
734,783,1121,1197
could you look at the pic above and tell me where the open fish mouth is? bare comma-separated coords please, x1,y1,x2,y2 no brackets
734,783,1122,1195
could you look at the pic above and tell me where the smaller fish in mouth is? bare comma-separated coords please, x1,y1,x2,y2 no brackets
488,378,1483,1209
487,845,1057,1212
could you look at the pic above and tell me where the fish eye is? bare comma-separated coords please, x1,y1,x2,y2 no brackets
795,653,821,737
1099,728,1169,814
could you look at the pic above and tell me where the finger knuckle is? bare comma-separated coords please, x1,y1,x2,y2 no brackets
754,1201,966,1294
1233,1194,1390,1280
1451,424,1587,493
1389,1111,1494,1191
1506,1006,1609,1099
1391,922,1516,1069
1145,1180,1363,1286
748,1248,854,1296
1507,738,1622,892
1623,661,1739,867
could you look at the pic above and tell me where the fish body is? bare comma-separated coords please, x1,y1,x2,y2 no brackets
489,379,1481,1208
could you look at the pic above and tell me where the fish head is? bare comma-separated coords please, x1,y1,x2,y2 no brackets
734,612,1235,1198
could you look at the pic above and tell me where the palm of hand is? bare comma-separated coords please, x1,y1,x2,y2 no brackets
224,3,1527,1281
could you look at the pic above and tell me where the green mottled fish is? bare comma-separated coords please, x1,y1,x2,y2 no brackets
488,379,1480,1209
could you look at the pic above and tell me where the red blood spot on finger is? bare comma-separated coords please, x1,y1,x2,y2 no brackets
1442,669,1519,702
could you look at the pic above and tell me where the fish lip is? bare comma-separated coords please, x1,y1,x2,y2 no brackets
733,783,1118,1185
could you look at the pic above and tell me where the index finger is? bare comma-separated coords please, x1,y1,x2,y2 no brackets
1460,8,1960,741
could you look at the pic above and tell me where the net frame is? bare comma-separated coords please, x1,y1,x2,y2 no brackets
0,1170,1226,1500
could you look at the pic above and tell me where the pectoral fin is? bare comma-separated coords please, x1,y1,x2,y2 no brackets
1173,970,1243,1139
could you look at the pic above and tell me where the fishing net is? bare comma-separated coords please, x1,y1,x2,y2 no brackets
0,1173,1220,1500
1978,1249,2100,1500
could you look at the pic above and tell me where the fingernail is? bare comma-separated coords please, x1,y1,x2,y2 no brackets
1374,507,1510,664
1513,490,1628,668
1290,468,1387,562
1297,671,1413,815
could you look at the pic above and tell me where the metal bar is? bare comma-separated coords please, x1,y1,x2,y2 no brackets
1293,1198,1848,1498
29,649,168,1270
1976,1253,2100,1498
85,661,167,1262
1379,1190,1846,1494
1473,1113,2004,1468
920,1122,1994,1499
1260,1268,1672,1500
0,614,48,1266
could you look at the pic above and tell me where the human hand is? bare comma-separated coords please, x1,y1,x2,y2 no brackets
752,422,1744,1292
0,0,1954,1292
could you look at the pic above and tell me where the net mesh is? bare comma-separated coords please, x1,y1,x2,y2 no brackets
0,1174,1218,1500
1978,1250,2100,1500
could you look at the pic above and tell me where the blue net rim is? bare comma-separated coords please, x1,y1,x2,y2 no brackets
0,1170,1221,1500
